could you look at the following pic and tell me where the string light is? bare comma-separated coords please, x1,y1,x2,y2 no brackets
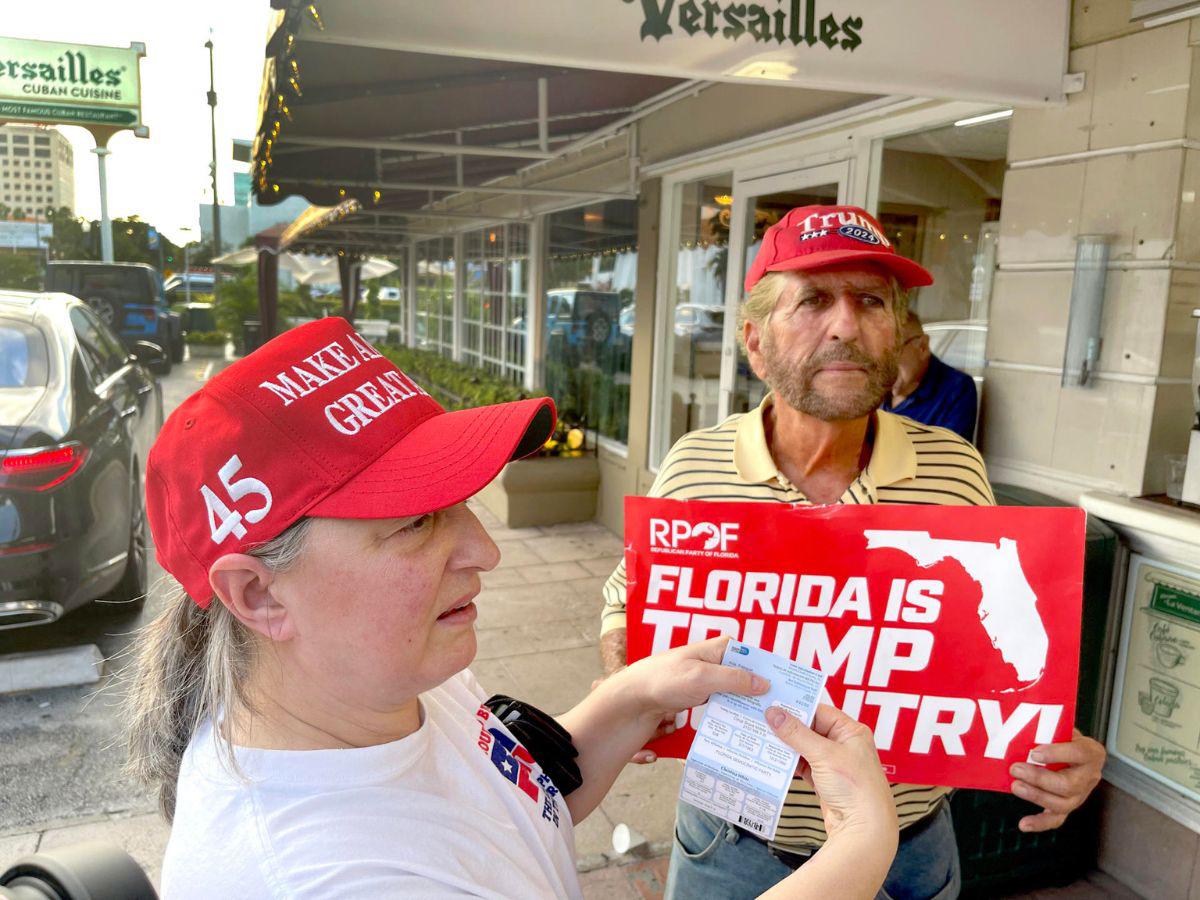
307,4,325,30
548,244,639,261
373,190,382,203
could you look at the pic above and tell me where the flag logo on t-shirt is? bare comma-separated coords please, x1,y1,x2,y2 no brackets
475,706,563,829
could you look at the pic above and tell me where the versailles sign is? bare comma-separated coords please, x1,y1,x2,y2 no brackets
0,37,144,130
621,0,863,51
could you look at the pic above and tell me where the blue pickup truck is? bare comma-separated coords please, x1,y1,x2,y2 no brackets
44,261,183,373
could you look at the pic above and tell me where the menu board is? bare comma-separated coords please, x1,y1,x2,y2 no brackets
1109,555,1200,802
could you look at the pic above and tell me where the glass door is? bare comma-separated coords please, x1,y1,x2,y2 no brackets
650,172,735,469
719,162,849,418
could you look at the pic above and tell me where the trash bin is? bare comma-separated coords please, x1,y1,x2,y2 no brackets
181,303,216,334
241,319,262,356
950,483,1120,897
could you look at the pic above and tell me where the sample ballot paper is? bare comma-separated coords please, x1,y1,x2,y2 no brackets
681,641,826,840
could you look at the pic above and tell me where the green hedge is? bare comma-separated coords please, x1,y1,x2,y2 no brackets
185,330,229,346
545,359,630,443
379,346,529,410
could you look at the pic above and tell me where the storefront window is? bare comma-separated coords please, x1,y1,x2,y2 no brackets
877,118,1008,325
543,200,638,444
415,236,454,358
462,223,528,383
658,175,733,461
373,248,407,346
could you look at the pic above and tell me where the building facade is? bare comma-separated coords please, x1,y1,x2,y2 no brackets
199,192,309,252
0,125,74,215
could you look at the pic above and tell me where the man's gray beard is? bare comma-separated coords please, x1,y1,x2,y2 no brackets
760,337,898,421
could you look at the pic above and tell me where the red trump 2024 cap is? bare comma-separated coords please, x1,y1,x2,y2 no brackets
743,205,933,294
146,317,555,607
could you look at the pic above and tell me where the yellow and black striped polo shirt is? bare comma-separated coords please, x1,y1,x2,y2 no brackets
600,394,995,851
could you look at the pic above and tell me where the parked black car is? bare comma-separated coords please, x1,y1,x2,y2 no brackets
0,291,164,629
44,261,184,371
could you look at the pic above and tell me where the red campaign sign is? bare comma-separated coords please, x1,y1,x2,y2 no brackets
624,497,1085,792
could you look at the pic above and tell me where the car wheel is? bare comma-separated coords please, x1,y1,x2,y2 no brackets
585,312,611,344
151,341,173,376
171,335,185,364
100,479,148,613
86,295,122,329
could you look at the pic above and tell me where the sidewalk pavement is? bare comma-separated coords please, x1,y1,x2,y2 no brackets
0,502,1140,899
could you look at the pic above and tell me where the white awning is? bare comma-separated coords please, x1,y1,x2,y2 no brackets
214,245,397,285
290,0,1071,106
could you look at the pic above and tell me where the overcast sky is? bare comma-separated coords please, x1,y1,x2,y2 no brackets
2,0,276,244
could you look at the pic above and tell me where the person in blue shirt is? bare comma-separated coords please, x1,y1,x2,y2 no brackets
883,311,978,442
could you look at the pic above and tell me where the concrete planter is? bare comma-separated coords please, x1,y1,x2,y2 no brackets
476,455,600,528
186,342,227,359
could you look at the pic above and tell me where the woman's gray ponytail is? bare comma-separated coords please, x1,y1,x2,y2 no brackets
122,518,313,821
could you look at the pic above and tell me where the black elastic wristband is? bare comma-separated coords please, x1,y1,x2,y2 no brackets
484,694,584,797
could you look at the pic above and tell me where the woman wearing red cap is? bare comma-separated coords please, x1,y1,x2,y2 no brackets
123,318,898,899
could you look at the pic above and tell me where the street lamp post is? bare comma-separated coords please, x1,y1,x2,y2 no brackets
92,145,114,262
206,31,221,305
180,227,193,306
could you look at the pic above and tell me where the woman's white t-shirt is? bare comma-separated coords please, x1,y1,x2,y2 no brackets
160,671,580,899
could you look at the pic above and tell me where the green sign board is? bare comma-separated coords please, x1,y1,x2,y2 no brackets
1151,582,1200,628
0,36,143,131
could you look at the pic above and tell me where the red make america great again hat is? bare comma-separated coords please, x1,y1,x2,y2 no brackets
146,317,554,607
743,205,933,294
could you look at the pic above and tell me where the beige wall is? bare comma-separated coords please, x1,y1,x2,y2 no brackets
983,15,1200,500
1096,781,1200,897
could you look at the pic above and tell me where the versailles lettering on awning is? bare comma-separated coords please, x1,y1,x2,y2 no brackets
624,0,863,50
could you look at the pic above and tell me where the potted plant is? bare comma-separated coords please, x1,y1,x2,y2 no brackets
475,417,600,528
185,330,229,359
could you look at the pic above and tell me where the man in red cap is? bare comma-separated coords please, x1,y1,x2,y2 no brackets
597,205,1106,899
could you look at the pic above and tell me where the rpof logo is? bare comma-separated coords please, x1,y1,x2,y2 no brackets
649,518,739,552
